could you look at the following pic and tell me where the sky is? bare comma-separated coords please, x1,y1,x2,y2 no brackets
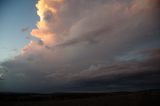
0,0,38,62
0,0,160,93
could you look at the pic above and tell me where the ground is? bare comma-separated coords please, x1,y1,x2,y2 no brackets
0,90,160,106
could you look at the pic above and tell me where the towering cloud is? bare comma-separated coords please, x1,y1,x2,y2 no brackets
0,0,160,92
31,0,64,46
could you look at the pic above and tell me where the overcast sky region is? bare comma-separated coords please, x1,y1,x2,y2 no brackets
0,0,160,93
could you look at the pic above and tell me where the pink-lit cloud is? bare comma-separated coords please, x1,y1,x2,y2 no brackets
0,0,160,92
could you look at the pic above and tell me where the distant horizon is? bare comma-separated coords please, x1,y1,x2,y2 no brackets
1,88,160,94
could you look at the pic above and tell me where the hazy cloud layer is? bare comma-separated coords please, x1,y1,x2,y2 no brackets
0,0,160,92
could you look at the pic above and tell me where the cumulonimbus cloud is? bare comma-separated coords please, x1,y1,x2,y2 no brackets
0,0,160,92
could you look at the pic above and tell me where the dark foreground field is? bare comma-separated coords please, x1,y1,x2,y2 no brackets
0,90,160,106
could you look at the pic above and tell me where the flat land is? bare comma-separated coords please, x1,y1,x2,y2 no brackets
0,90,160,106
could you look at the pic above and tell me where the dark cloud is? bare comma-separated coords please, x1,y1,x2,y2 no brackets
21,27,29,32
67,48,160,91
37,39,44,46
44,10,54,22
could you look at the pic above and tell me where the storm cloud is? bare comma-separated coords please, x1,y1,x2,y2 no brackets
0,0,160,93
